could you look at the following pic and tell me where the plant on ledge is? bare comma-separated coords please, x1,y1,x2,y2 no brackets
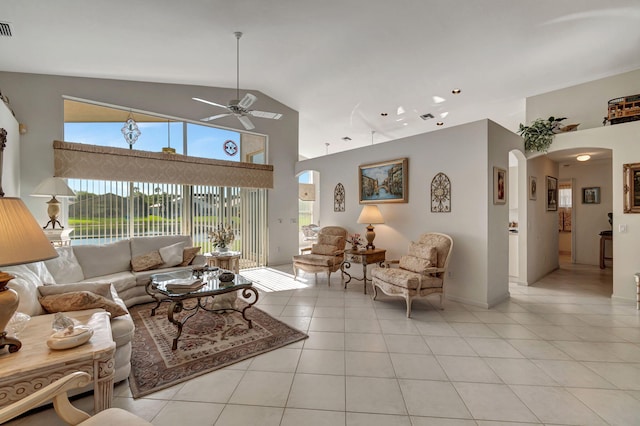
209,224,235,252
518,116,566,153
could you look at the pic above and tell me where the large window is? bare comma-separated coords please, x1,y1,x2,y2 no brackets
62,99,268,268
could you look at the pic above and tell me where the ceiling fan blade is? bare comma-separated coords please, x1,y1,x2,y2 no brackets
238,93,257,109
202,113,232,122
249,110,283,120
193,97,228,109
237,115,255,130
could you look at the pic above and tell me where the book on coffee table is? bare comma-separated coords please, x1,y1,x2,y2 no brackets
164,278,204,291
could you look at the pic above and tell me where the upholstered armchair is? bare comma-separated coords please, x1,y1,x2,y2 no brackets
293,226,348,284
371,232,453,317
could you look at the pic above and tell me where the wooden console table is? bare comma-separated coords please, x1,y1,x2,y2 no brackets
341,248,386,294
206,251,241,273
0,309,115,412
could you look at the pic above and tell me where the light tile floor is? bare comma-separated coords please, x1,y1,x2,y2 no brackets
7,261,640,425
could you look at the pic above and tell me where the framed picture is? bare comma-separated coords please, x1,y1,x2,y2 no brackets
529,176,537,200
493,167,507,204
546,176,558,211
623,162,640,213
359,158,408,204
582,187,600,204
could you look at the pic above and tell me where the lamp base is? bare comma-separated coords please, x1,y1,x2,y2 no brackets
0,271,21,353
43,196,64,229
365,224,376,250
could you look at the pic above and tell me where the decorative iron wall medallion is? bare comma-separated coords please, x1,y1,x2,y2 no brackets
431,172,451,212
334,183,345,212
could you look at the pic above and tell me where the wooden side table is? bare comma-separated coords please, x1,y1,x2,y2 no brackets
341,248,386,294
599,232,612,269
206,251,241,273
0,309,115,412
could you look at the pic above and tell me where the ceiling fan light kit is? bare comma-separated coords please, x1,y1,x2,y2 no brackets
193,31,283,131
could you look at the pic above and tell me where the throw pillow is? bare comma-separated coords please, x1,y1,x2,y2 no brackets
38,282,114,301
180,246,202,266
131,250,164,272
399,255,435,274
39,291,128,318
159,242,186,268
408,242,438,266
43,247,85,283
318,234,345,248
311,243,339,255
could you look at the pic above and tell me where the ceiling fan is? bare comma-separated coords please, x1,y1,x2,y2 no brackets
193,32,282,131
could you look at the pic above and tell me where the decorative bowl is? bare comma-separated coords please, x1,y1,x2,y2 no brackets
218,272,235,283
46,325,94,350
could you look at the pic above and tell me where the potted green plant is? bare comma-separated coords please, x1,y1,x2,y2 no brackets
518,116,566,152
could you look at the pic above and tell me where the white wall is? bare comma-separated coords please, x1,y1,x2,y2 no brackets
0,101,19,197
296,119,523,308
0,72,299,265
526,155,560,284
527,68,640,131
559,159,612,266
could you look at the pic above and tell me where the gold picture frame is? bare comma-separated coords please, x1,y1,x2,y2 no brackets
623,162,640,213
359,158,408,204
493,167,507,205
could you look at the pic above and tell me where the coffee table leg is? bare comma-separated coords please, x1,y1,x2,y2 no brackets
167,300,184,350
240,287,259,329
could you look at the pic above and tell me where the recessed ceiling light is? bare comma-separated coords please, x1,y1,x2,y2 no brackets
396,106,405,115
432,96,446,104
452,88,461,94
440,112,449,118
380,112,388,117
436,122,444,126
576,154,591,161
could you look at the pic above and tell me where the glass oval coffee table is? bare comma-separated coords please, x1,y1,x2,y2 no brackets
145,269,259,350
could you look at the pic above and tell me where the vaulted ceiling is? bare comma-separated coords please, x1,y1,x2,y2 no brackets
1,1,639,158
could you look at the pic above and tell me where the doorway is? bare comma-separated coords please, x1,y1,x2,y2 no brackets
558,179,573,264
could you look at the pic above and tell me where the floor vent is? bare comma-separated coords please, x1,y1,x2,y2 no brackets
0,22,12,37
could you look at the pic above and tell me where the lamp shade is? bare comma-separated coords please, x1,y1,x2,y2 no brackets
0,197,58,267
31,177,76,197
357,205,384,224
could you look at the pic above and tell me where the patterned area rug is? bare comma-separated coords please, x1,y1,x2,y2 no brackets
128,300,307,398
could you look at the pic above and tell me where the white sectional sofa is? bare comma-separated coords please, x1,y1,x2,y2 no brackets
6,235,205,384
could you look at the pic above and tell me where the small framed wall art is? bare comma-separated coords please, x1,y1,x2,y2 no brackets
623,162,640,213
582,187,600,204
529,176,537,200
334,183,345,212
493,167,507,205
359,158,408,204
546,176,558,211
431,172,451,212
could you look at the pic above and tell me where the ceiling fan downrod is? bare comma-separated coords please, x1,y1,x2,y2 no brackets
234,31,242,102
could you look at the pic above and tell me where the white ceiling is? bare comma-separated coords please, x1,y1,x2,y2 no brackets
1,1,639,159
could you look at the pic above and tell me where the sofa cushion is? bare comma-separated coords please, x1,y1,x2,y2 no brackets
159,241,186,268
38,282,115,301
44,247,84,283
25,261,56,284
130,235,192,258
73,240,132,279
372,267,443,290
131,251,164,272
180,246,202,266
39,291,128,317
5,264,46,316
80,271,138,295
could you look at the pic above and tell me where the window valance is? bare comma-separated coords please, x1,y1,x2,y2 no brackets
53,140,273,189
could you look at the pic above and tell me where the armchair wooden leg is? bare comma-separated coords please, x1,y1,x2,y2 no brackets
406,296,413,318
439,293,444,309
372,283,378,300
326,271,331,286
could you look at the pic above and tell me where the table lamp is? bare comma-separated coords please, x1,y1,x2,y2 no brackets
0,197,59,353
357,205,384,249
31,177,76,229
